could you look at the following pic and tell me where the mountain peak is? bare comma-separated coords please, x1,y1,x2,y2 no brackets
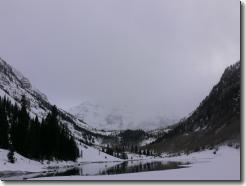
69,100,176,131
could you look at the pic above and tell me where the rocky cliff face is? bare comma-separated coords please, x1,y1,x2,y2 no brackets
0,58,50,118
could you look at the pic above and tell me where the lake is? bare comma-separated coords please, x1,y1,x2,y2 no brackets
1,160,189,180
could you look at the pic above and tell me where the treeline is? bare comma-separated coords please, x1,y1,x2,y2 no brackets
102,145,128,159
102,144,154,159
0,95,79,161
120,130,147,146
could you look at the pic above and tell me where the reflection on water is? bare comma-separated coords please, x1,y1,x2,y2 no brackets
1,160,188,180
101,161,185,175
34,161,187,179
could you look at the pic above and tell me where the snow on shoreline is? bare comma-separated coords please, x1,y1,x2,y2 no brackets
31,146,240,181
0,146,240,180
0,144,121,173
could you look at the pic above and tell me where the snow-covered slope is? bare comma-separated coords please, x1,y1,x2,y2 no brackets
0,58,49,119
0,144,121,174
69,101,136,130
0,58,120,159
69,100,176,130
0,149,44,173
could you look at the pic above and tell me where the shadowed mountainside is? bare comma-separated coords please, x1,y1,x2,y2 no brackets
148,62,240,153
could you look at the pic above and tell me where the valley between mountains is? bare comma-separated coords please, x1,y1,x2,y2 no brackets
0,58,240,180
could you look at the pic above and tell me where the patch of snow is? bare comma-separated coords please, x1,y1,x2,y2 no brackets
140,138,156,146
76,145,121,163
194,127,201,132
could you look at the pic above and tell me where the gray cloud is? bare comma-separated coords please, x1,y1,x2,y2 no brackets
0,0,240,121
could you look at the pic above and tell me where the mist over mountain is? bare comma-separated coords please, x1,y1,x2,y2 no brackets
0,0,240,180
69,100,177,130
0,56,241,181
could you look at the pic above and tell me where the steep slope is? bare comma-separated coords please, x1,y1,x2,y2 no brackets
149,62,241,153
0,58,50,118
0,58,119,154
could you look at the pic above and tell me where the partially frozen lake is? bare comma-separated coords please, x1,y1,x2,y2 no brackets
1,160,188,180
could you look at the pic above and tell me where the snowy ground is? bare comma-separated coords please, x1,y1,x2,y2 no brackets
29,146,240,181
0,144,121,174
0,149,44,173
0,146,240,180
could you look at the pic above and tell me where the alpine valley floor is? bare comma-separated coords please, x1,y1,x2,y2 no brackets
27,146,240,181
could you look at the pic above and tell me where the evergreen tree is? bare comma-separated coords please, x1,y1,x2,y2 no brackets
28,116,40,158
121,152,128,160
0,104,9,149
0,96,79,161
16,95,30,156
7,146,15,163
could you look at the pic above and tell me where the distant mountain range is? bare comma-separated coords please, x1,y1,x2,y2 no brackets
0,57,240,155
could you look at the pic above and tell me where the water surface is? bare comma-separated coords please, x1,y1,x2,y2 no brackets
1,160,189,180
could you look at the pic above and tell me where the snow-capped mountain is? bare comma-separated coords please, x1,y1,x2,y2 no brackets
0,57,118,145
0,58,49,119
0,57,157,150
69,101,135,130
69,101,176,130
0,57,175,132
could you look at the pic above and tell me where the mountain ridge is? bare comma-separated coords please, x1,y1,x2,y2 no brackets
0,57,240,156
148,61,241,153
0,57,120,147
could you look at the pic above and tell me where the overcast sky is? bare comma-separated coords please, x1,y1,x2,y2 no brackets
0,0,240,121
